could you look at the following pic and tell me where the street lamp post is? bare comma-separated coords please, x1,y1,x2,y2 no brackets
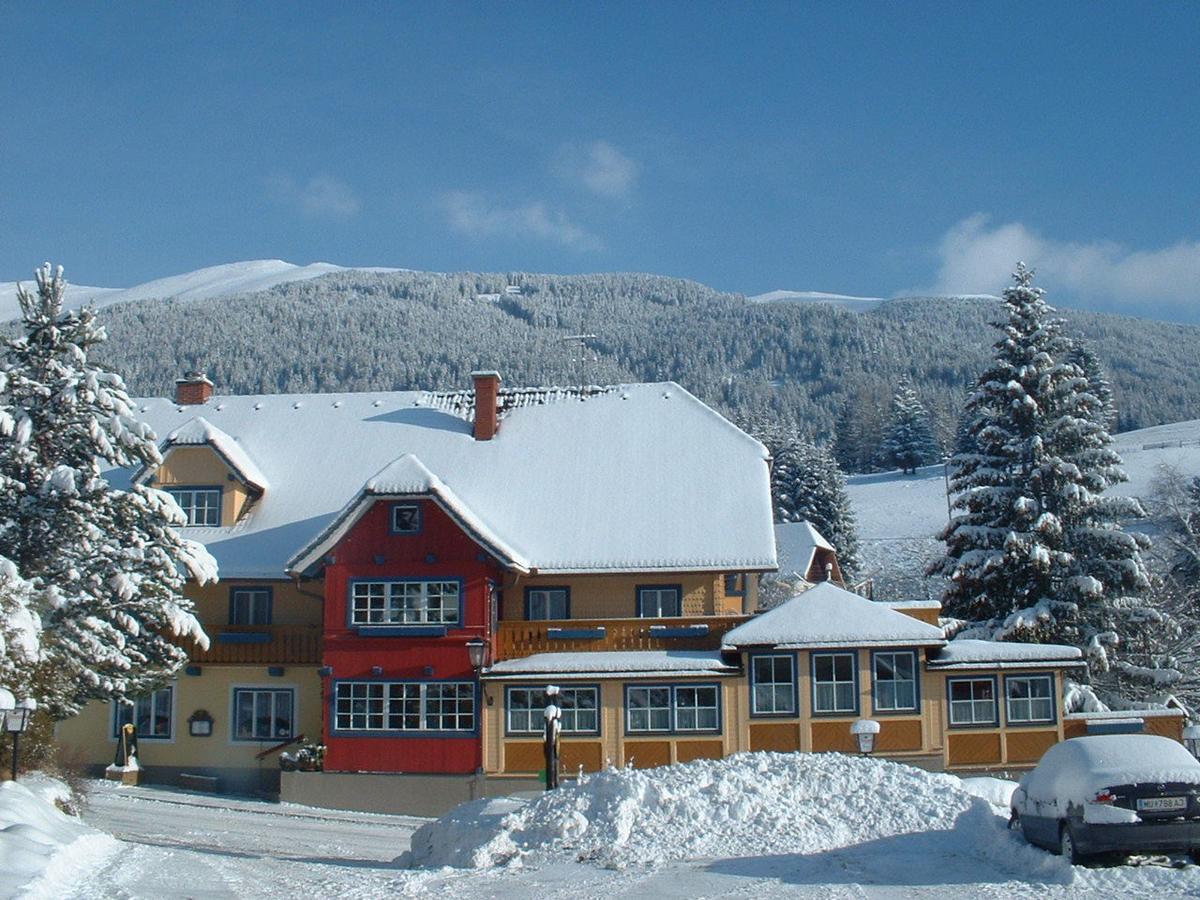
465,637,489,778
0,691,37,781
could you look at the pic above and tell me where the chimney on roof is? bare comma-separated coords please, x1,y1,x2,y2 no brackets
175,370,214,405
472,370,501,441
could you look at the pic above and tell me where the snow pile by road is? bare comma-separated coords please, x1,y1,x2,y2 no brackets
404,752,986,870
0,776,117,899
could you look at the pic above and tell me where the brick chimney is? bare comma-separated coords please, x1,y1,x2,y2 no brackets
472,370,501,441
175,371,214,405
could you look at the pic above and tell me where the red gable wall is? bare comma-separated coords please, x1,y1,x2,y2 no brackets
321,498,503,774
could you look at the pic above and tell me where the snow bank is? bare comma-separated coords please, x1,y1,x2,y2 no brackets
959,776,1017,809
403,752,982,870
0,776,117,899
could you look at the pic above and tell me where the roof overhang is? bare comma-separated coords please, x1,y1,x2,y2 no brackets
286,489,530,576
724,638,947,652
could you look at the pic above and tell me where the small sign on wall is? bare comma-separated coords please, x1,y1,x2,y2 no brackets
188,710,214,737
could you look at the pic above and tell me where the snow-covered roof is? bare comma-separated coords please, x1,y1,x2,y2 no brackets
112,383,777,579
136,416,270,493
876,599,942,610
483,650,739,681
771,521,834,580
722,581,946,650
927,639,1084,670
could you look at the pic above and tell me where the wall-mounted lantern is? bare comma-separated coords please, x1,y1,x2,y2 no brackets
466,637,488,672
850,718,880,754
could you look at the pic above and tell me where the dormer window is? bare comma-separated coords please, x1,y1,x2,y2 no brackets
390,503,421,534
166,486,222,526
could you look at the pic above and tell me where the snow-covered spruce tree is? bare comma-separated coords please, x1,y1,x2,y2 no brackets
1067,340,1116,431
928,264,1160,691
758,426,861,580
0,555,40,695
0,263,215,716
878,379,941,474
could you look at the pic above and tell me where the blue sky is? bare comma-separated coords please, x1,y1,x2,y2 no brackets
2,2,1198,321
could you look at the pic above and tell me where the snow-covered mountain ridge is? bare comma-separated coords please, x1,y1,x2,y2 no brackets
0,259,405,321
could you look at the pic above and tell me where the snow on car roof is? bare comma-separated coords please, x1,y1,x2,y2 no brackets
1021,735,1200,802
722,581,946,649
483,650,739,681
928,639,1084,670
112,383,777,578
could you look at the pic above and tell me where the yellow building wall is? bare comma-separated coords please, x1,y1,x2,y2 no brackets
482,677,746,775
54,666,323,776
186,579,324,629
933,669,1065,769
150,446,253,525
503,572,753,620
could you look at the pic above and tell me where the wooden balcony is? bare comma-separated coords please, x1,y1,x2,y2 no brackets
496,616,749,660
187,625,323,666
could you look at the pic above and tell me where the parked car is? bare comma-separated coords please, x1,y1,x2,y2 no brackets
1010,734,1200,863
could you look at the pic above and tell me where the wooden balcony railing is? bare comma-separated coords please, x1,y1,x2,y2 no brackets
188,625,323,666
496,616,749,660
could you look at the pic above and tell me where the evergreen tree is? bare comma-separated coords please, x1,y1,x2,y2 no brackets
0,264,216,716
928,264,1158,684
1067,339,1116,431
0,555,40,694
878,379,941,474
759,426,861,579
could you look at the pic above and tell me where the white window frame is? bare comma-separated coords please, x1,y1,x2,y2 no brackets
812,652,858,714
113,686,174,740
506,686,600,734
232,688,295,741
332,681,475,733
350,580,460,626
750,653,796,716
1005,674,1055,724
637,586,682,618
948,677,998,726
166,486,222,526
526,588,569,620
873,651,919,712
230,587,271,625
625,684,721,734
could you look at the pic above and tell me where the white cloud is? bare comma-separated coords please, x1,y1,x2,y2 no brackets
265,174,361,218
923,214,1200,316
555,140,639,199
438,191,602,251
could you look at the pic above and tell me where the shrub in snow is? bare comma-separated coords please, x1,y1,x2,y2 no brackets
928,264,1171,699
0,264,216,717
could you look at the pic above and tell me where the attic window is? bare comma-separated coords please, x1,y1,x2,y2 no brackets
390,503,421,535
167,487,222,527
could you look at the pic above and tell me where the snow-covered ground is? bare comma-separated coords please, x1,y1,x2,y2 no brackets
0,775,117,899
34,754,1200,898
848,419,1200,599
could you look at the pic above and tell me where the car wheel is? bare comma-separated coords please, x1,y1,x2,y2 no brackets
1059,823,1082,864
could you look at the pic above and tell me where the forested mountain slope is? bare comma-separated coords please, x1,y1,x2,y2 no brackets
88,269,1200,445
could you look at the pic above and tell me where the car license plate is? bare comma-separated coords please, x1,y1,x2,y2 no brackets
1137,796,1187,812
